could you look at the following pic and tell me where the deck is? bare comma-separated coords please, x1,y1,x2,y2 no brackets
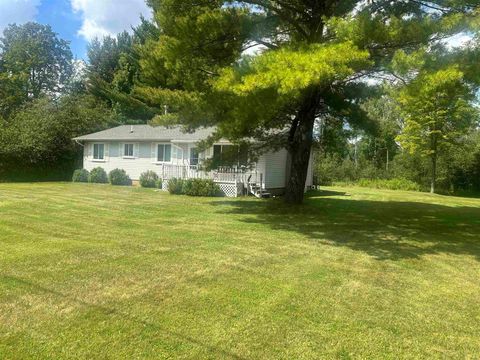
157,164,268,198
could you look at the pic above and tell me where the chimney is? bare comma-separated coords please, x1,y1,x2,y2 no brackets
130,125,134,133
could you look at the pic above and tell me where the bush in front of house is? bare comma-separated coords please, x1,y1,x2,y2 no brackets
167,178,185,194
155,178,163,189
167,178,221,196
139,170,159,188
182,178,221,197
72,169,89,183
109,169,132,186
88,167,108,184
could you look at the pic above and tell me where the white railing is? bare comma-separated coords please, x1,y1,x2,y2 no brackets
157,164,263,187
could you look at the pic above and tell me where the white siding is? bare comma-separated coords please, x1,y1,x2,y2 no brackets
255,154,267,189
255,148,314,190
264,149,288,189
82,140,314,188
83,141,191,180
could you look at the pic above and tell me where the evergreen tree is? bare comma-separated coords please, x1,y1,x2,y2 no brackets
133,0,479,203
86,18,160,121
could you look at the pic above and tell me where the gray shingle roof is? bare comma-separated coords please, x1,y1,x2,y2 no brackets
73,125,217,142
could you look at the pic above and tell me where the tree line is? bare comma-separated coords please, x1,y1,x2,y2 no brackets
316,72,480,195
1,1,479,202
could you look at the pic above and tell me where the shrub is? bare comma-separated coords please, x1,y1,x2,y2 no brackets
155,178,163,189
72,169,89,183
357,178,421,192
182,178,220,197
139,170,159,188
315,154,338,185
88,167,108,184
167,178,185,194
315,155,361,185
109,169,132,186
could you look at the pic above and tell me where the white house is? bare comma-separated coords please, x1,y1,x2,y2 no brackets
73,125,314,197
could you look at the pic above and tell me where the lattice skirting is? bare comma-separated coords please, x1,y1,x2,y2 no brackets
161,180,169,192
158,179,243,197
217,182,241,197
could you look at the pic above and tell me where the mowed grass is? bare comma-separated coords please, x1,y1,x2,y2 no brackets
0,183,479,359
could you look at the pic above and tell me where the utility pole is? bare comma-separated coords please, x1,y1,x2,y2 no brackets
354,138,358,168
386,147,389,172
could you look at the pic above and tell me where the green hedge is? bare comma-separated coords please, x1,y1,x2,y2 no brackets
72,169,89,183
88,167,108,184
167,178,185,194
109,169,132,186
139,170,159,188
167,178,220,197
182,178,221,197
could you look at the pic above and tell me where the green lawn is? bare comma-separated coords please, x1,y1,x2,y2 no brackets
0,183,479,359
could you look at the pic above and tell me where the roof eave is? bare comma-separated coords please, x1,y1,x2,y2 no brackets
72,138,199,142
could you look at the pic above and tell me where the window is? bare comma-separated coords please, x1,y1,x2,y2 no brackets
213,145,238,161
157,144,171,162
172,146,183,161
124,143,134,157
190,147,199,166
213,145,223,159
212,144,248,167
93,144,105,160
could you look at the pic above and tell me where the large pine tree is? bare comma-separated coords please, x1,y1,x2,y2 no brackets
131,0,479,203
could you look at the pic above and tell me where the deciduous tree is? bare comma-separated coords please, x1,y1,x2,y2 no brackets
396,67,478,193
0,23,73,117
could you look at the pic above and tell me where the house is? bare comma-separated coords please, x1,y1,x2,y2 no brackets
73,125,314,197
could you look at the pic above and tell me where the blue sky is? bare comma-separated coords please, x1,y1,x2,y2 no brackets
0,0,471,61
0,0,152,61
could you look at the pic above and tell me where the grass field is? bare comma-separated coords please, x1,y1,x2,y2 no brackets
0,183,479,359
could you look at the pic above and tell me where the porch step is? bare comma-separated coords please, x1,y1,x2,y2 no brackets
257,192,271,199
251,191,271,199
248,182,271,199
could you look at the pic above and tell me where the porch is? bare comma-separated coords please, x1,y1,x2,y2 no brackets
156,164,269,198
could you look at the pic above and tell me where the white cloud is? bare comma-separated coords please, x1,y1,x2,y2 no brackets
71,0,152,41
0,0,41,34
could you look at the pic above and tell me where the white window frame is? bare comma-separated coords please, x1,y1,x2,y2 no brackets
123,143,135,159
212,143,235,159
189,146,200,166
155,143,172,164
212,143,249,168
92,143,106,162
172,144,184,163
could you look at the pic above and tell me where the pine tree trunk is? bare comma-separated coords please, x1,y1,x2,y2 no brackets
285,89,321,204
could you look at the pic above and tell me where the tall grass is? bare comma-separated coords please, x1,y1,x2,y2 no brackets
357,178,421,191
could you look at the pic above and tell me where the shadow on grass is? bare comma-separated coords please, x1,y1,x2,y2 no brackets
211,191,480,261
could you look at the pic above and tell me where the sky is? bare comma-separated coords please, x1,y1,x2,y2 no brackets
0,0,472,61
0,0,152,60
